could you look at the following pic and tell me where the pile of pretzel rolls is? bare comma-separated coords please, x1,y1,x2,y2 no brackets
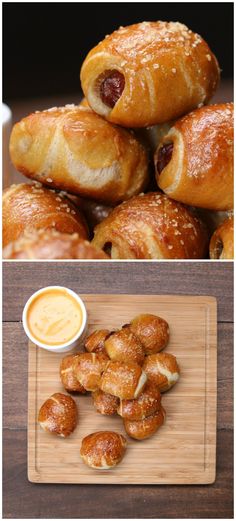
38,313,180,470
5,21,233,259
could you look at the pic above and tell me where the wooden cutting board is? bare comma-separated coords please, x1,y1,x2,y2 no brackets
28,294,217,485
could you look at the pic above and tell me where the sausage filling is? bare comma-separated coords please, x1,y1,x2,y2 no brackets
214,237,224,259
99,70,125,108
156,143,173,174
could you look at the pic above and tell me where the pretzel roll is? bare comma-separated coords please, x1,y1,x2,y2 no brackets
2,229,108,259
155,103,233,210
81,21,219,128
73,352,109,392
84,329,111,354
124,407,165,440
38,393,77,437
129,314,170,354
9,105,148,204
209,216,234,259
92,390,119,415
100,361,147,400
2,183,88,248
92,192,208,259
143,353,180,392
60,354,87,393
104,328,145,365
80,431,127,469
117,381,161,421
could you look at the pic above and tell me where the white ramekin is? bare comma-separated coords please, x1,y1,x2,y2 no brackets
22,286,88,353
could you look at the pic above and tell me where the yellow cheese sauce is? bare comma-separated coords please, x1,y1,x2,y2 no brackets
27,288,83,346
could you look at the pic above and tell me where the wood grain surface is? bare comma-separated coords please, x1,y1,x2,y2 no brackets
3,262,233,518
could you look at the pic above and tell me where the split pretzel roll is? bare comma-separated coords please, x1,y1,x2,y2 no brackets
2,230,108,260
143,353,180,392
9,105,149,204
209,216,234,260
155,103,234,210
72,352,109,392
80,431,127,469
2,183,88,248
128,314,170,354
84,329,111,354
92,390,119,415
60,354,86,393
92,192,209,259
81,21,219,128
117,381,161,421
124,407,165,440
38,393,77,438
104,328,145,365
100,361,147,400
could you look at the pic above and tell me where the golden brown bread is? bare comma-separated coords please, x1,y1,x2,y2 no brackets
129,314,170,354
3,229,108,259
123,406,165,440
100,361,147,400
72,352,109,392
2,183,88,248
84,329,111,354
80,431,127,469
9,105,149,204
104,328,145,365
117,381,161,421
92,192,209,259
155,103,233,210
143,353,180,392
209,216,234,259
81,21,219,128
60,354,87,393
38,393,77,437
92,390,119,415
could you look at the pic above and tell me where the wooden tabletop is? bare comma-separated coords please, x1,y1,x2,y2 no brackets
3,261,233,518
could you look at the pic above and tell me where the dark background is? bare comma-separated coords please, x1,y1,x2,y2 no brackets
3,2,233,101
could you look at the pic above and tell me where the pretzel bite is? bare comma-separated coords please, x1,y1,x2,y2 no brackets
117,381,161,420
100,361,147,399
129,314,170,354
84,329,111,354
104,327,145,365
38,393,77,437
92,390,119,415
143,353,180,392
124,407,165,440
73,352,109,392
80,431,127,469
60,354,86,393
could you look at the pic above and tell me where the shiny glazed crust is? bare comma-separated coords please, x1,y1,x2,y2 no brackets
92,390,119,415
104,328,145,365
80,431,127,469
129,314,170,354
155,103,233,210
117,381,161,420
100,361,147,399
123,406,165,440
3,229,108,259
209,216,234,259
84,329,111,353
143,353,180,392
72,352,109,392
92,192,209,259
38,393,78,437
81,21,219,128
60,354,87,393
2,183,88,248
9,105,149,204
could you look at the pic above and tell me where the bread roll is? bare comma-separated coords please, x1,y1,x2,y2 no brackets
209,216,234,259
123,407,165,440
81,21,219,128
155,103,233,210
60,354,86,393
92,390,119,415
100,361,147,400
38,393,77,437
104,328,145,365
3,229,108,259
129,314,170,354
9,105,149,204
2,183,88,248
84,329,111,354
143,353,180,392
117,381,161,420
92,192,209,259
73,352,109,392
80,431,127,469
